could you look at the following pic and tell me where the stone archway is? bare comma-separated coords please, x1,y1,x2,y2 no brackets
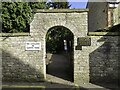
45,26,74,82
30,9,89,84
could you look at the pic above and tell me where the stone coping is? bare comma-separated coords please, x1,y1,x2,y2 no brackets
88,32,120,36
34,9,89,13
0,33,30,37
1,32,120,37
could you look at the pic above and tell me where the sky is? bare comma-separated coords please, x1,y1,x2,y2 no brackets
68,0,88,8
47,0,88,9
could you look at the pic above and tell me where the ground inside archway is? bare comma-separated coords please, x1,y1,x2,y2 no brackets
46,53,73,84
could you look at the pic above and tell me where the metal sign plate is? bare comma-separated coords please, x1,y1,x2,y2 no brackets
26,42,41,51
77,37,91,46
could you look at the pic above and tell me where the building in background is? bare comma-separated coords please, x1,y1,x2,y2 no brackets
87,0,120,32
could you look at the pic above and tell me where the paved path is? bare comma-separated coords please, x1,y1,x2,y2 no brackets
47,54,73,82
3,82,119,90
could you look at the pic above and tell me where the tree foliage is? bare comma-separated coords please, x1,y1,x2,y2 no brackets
47,0,71,9
29,2,46,9
2,1,71,33
46,27,73,54
2,2,46,33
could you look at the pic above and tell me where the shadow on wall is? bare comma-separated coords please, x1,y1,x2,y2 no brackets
0,21,2,33
118,32,120,86
2,49,44,82
89,32,120,88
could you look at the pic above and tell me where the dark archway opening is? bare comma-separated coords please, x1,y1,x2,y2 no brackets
45,26,74,82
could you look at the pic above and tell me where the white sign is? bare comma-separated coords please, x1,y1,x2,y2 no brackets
26,42,41,51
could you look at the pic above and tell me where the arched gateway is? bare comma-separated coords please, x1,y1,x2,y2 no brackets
2,9,119,85
30,9,89,83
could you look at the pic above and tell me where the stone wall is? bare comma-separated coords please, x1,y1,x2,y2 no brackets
87,1,120,31
1,9,89,83
1,9,119,85
88,32,120,84
1,33,45,82
31,9,89,83
74,32,120,84
87,1,108,32
113,3,120,25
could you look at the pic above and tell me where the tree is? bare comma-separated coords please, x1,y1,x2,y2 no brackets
2,1,71,33
2,2,46,33
47,0,71,9
46,26,73,54
29,2,46,9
